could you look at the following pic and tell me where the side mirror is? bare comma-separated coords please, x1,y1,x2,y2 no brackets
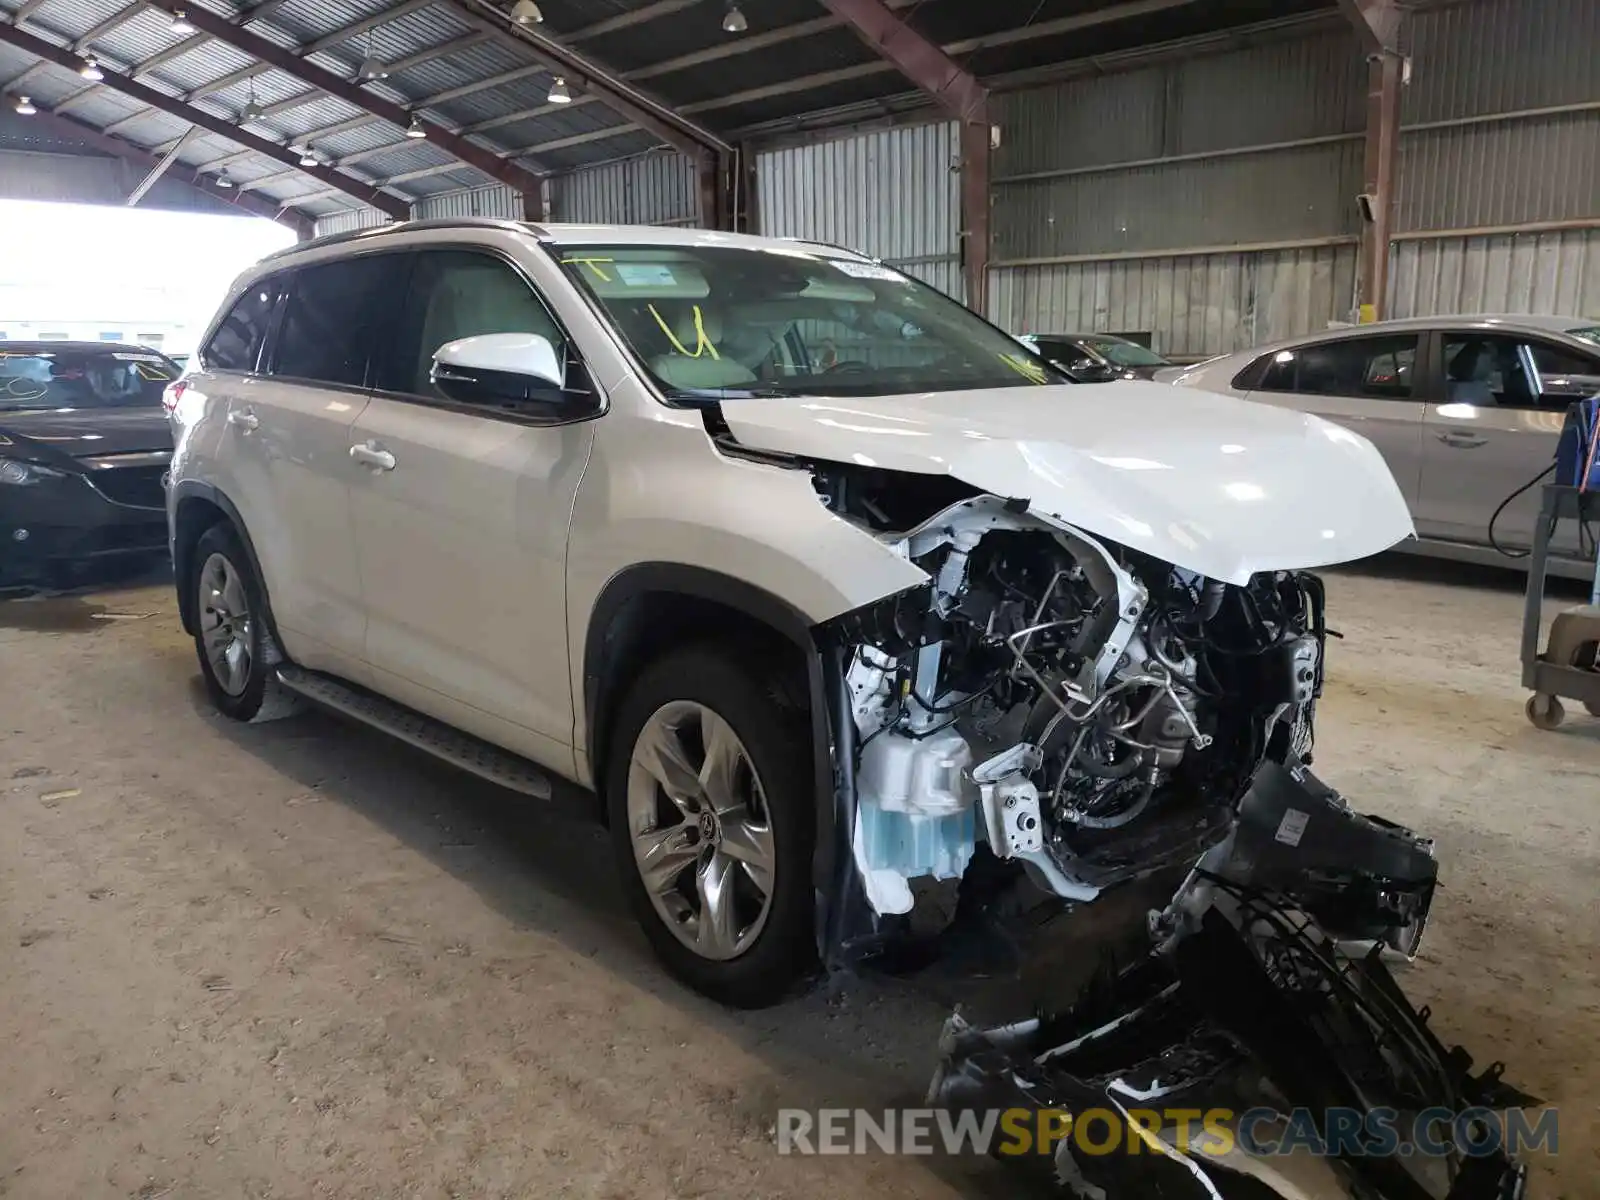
430,332,598,422
1055,356,1120,384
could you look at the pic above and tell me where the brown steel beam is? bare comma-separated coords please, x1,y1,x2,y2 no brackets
139,0,550,189
442,0,730,159
0,21,410,220
1358,50,1404,322
1340,0,1403,320
1337,0,1401,54
817,0,991,310
23,101,312,234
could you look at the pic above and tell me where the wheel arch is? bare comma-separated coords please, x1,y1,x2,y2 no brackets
170,481,281,650
582,563,823,795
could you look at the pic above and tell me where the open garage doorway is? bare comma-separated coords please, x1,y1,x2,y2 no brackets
0,199,295,361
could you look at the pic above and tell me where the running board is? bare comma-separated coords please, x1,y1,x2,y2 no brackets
274,666,553,800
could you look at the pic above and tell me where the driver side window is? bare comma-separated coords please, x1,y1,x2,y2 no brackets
376,250,566,402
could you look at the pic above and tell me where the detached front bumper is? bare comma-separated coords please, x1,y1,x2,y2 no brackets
928,762,1538,1200
1,458,169,581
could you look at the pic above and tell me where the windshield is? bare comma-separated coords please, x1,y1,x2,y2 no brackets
1570,326,1600,349
1078,336,1169,368
556,244,1062,399
0,348,176,411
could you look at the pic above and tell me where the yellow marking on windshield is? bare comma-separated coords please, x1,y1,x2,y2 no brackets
561,255,615,282
999,352,1049,384
649,303,721,360
134,362,173,381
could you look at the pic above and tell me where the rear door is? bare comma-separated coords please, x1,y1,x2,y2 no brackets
348,246,597,770
226,253,406,676
1416,332,1595,555
1242,333,1429,514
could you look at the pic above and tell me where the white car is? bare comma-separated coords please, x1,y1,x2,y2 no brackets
166,221,1531,1193
163,216,1425,998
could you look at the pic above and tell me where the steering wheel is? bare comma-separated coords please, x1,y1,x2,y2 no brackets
821,359,870,374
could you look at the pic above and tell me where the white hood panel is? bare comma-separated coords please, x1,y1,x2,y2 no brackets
719,381,1415,584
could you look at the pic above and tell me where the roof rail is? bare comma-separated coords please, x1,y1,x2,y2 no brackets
260,216,546,263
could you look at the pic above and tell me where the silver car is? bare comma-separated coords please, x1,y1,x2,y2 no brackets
1166,315,1600,579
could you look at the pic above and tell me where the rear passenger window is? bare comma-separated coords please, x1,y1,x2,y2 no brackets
202,278,279,373
1258,335,1418,400
1531,343,1599,380
271,255,407,388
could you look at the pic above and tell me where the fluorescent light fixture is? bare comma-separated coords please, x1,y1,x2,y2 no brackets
722,3,747,32
405,114,427,138
546,75,571,104
14,95,37,115
169,9,195,34
79,57,104,81
510,0,543,24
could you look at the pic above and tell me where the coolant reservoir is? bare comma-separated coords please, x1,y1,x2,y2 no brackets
857,728,974,817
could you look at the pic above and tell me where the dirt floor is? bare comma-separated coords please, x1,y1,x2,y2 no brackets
1,554,1596,1200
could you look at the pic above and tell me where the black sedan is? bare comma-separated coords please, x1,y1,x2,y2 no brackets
1017,332,1174,380
0,342,177,587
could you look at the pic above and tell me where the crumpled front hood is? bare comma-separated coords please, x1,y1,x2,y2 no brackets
718,381,1415,584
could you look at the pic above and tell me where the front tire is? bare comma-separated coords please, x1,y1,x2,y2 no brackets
605,644,816,1008
190,522,298,723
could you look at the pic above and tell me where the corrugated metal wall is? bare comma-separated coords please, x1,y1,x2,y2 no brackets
312,208,393,238
755,121,964,300
549,152,700,226
1390,227,1600,319
1399,0,1600,232
991,243,1359,359
974,0,1600,353
411,183,526,221
991,30,1365,264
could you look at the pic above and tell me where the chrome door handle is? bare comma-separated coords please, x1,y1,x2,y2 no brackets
349,441,396,471
227,408,259,432
1437,430,1487,449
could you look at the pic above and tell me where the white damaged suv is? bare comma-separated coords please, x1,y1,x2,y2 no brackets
167,218,1424,1013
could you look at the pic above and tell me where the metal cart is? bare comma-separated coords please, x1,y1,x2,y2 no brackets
1521,484,1600,729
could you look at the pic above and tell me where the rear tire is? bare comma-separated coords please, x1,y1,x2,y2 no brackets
190,522,299,723
605,643,816,1008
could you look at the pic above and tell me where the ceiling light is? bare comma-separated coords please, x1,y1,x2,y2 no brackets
169,9,195,34
509,0,543,25
215,168,234,188
405,114,427,138
297,147,318,167
14,95,37,115
241,82,264,121
546,75,571,104
721,3,747,33
357,30,387,81
79,56,104,81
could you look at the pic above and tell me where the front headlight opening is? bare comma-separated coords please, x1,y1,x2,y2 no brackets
0,459,65,486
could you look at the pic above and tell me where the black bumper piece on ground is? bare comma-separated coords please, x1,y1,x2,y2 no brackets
929,761,1537,1200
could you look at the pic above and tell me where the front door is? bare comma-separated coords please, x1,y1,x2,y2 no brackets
349,248,596,771
1242,332,1429,517
1415,333,1585,557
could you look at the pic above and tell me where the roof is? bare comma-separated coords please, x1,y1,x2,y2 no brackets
1193,314,1600,367
0,0,1349,227
0,339,175,355
259,215,873,265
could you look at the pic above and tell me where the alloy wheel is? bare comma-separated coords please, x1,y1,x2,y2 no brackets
626,700,777,961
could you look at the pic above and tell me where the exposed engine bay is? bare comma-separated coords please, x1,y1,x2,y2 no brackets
812,468,1328,918
791,461,1535,1199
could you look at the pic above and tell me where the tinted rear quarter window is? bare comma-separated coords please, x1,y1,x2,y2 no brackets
271,255,408,388
203,278,279,372
1254,335,1418,399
